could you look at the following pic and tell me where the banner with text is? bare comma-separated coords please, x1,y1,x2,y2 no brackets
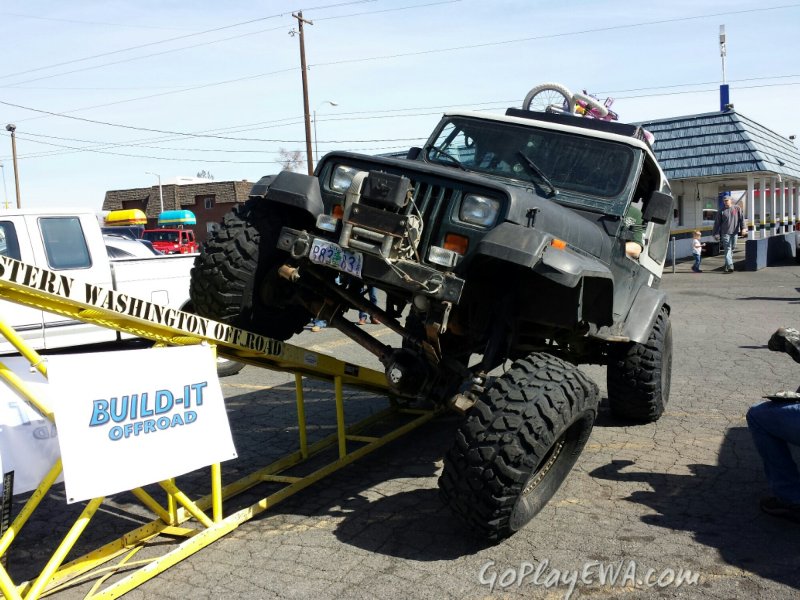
47,345,237,503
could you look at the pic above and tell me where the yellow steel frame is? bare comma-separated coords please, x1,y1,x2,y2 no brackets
0,257,437,598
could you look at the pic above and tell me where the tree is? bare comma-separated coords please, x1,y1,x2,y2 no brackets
277,148,305,172
196,169,214,180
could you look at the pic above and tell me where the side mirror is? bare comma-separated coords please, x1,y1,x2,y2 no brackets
642,191,674,225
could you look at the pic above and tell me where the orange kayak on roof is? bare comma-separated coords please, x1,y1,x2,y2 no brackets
105,209,147,226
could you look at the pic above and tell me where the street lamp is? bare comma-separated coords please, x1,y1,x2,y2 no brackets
313,100,338,170
6,124,21,209
145,172,164,215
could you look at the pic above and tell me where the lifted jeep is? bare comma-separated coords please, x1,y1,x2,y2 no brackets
190,98,674,540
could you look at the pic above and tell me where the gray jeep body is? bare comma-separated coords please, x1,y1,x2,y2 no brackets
192,104,674,412
190,101,676,539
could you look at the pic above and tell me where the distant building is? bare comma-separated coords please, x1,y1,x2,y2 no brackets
103,179,253,244
640,109,800,259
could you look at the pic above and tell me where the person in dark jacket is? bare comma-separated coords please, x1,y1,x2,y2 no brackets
712,196,747,273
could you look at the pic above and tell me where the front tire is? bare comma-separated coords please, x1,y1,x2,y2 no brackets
607,306,673,423
190,201,311,341
438,352,599,541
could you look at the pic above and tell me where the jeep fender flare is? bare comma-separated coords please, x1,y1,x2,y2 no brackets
248,171,324,221
475,223,613,287
622,285,670,344
474,222,549,269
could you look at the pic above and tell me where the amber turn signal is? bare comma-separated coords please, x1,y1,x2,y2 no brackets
443,233,469,255
332,205,344,219
550,238,567,250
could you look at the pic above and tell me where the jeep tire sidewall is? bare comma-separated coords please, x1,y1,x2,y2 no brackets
438,352,599,541
607,306,672,423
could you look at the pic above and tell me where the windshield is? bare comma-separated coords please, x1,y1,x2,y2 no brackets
426,116,636,205
143,230,179,243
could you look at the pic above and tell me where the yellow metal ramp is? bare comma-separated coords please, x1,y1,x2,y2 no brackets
0,256,437,598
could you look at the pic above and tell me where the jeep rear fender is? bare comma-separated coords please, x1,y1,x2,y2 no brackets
250,171,324,220
622,285,669,344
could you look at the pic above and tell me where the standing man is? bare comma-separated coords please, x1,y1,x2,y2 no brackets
713,195,747,273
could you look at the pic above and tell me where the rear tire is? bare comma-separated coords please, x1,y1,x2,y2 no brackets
607,306,672,423
190,201,311,341
216,356,246,378
438,352,599,541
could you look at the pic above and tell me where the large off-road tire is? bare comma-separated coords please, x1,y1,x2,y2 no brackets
607,306,672,423
190,200,311,341
438,352,599,541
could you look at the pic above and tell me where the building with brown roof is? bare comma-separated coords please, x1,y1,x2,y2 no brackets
103,179,253,244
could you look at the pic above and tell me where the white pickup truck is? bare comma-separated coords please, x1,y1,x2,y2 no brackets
0,208,242,376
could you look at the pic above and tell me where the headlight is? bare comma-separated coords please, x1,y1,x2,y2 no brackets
330,165,362,193
460,194,500,227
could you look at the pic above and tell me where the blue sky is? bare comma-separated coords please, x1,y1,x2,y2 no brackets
1,0,798,209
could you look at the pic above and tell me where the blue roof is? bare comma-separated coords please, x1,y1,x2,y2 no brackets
639,110,800,181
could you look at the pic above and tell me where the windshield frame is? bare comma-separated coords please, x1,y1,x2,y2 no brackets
423,115,640,216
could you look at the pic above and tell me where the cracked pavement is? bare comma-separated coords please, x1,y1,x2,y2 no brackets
9,248,800,599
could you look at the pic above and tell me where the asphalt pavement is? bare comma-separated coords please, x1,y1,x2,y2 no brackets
11,244,800,599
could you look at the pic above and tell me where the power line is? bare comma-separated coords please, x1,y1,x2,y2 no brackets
309,3,800,69
3,25,289,90
0,0,377,82
12,135,286,164
0,98,425,143
0,11,191,31
4,1,461,89
5,72,800,162
7,2,798,126
314,0,459,21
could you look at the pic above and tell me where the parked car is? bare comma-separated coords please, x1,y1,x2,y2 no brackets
142,228,199,254
103,234,162,258
0,209,242,377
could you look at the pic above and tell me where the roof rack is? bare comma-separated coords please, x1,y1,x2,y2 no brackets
505,107,648,142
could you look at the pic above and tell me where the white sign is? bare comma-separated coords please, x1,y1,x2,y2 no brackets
46,345,237,503
0,358,62,496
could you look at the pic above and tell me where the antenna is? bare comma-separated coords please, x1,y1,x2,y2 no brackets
718,25,731,111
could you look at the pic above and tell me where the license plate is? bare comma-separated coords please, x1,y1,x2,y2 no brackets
309,238,363,278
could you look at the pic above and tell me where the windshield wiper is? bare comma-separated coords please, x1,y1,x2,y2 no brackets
517,151,557,198
424,144,467,171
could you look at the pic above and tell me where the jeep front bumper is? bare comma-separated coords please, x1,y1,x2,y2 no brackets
278,227,465,304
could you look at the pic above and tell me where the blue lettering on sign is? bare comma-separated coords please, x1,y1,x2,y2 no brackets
89,381,208,441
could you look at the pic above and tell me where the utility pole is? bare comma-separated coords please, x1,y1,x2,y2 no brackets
5,124,21,208
291,11,314,176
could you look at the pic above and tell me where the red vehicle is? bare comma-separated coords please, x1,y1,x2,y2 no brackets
142,228,199,254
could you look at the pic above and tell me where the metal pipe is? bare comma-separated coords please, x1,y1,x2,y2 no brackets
5,124,20,209
671,236,676,273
